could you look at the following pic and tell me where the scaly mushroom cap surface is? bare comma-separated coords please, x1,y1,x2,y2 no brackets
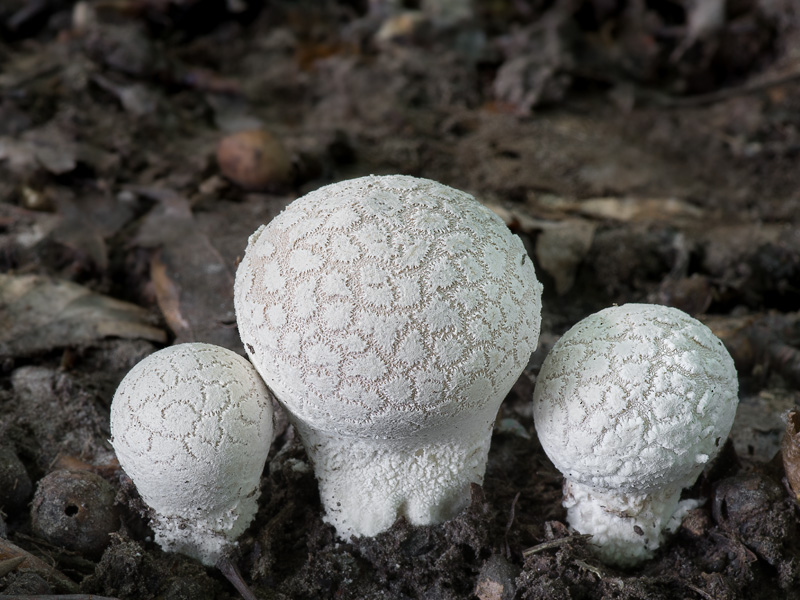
533,303,738,494
235,174,542,439
533,304,739,565
110,342,274,565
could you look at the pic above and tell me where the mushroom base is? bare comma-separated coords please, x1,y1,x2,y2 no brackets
295,421,493,539
563,480,700,567
149,492,260,566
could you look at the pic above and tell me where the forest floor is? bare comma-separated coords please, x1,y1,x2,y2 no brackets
1,1,800,599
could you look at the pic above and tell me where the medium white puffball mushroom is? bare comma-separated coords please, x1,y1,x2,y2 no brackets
110,343,274,566
234,174,542,539
533,303,739,566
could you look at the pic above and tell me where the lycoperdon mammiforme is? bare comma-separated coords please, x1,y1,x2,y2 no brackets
533,303,739,566
235,174,543,538
110,342,274,566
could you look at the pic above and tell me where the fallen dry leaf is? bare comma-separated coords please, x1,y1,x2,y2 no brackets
486,202,548,233
0,136,39,173
0,274,166,357
535,220,596,295
50,189,139,273
575,196,705,222
150,249,191,340
0,537,79,593
132,188,241,350
0,121,78,177
92,74,160,117
0,203,60,251
22,121,78,175
781,410,800,502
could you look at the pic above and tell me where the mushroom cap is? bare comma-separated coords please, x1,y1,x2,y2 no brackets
234,174,542,438
533,303,738,494
110,343,274,523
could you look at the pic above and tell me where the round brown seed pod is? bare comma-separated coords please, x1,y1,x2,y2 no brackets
216,129,293,191
31,470,119,557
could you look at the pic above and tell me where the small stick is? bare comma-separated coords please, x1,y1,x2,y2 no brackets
217,555,258,600
503,492,521,558
522,533,593,556
652,69,800,108
683,583,716,600
574,560,625,589
574,559,605,578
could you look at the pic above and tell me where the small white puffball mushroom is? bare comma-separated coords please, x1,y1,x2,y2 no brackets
110,342,274,567
533,303,739,566
234,174,542,539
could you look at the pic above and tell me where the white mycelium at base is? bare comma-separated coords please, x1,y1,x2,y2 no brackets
234,174,543,539
563,481,701,566
110,343,274,566
533,303,738,566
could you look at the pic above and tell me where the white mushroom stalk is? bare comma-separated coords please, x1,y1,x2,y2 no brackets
533,303,739,566
110,343,274,567
234,174,542,539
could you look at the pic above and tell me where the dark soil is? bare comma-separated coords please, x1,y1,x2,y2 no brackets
2,1,800,599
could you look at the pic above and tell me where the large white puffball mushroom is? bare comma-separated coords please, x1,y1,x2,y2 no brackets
235,174,542,539
110,343,274,566
533,303,739,566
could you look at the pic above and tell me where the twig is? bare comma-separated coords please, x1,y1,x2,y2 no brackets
503,492,521,558
574,559,625,589
649,69,800,108
522,533,593,556
683,583,716,600
573,559,604,577
217,555,258,600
